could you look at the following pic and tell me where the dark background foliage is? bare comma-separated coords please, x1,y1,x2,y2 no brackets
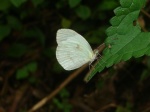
0,0,150,112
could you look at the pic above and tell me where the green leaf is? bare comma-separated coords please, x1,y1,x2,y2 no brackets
10,0,27,7
140,70,150,81
16,62,37,80
85,28,105,44
61,18,71,28
31,0,44,7
0,25,11,41
43,47,55,58
53,89,72,111
7,15,22,30
0,0,11,11
116,106,132,112
16,67,28,79
99,0,118,10
23,28,45,46
85,0,148,82
75,5,91,20
7,43,27,58
60,89,70,98
26,62,37,73
28,76,37,83
68,0,81,8
53,98,63,109
56,0,67,9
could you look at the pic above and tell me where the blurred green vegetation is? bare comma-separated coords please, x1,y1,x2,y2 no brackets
0,0,118,82
1,0,150,112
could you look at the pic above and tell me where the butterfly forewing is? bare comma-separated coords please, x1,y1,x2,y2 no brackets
56,29,95,70
57,29,93,52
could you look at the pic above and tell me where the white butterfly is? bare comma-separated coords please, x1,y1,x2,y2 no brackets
56,29,99,70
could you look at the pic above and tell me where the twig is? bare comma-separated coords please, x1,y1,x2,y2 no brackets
96,103,116,112
141,9,150,19
84,43,106,82
28,64,88,112
8,83,29,112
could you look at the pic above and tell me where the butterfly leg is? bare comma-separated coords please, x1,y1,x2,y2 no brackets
96,53,106,64
89,62,95,70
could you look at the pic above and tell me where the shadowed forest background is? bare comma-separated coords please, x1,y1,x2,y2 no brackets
0,0,150,112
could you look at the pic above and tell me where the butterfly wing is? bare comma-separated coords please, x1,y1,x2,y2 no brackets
56,29,94,70
56,29,91,48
